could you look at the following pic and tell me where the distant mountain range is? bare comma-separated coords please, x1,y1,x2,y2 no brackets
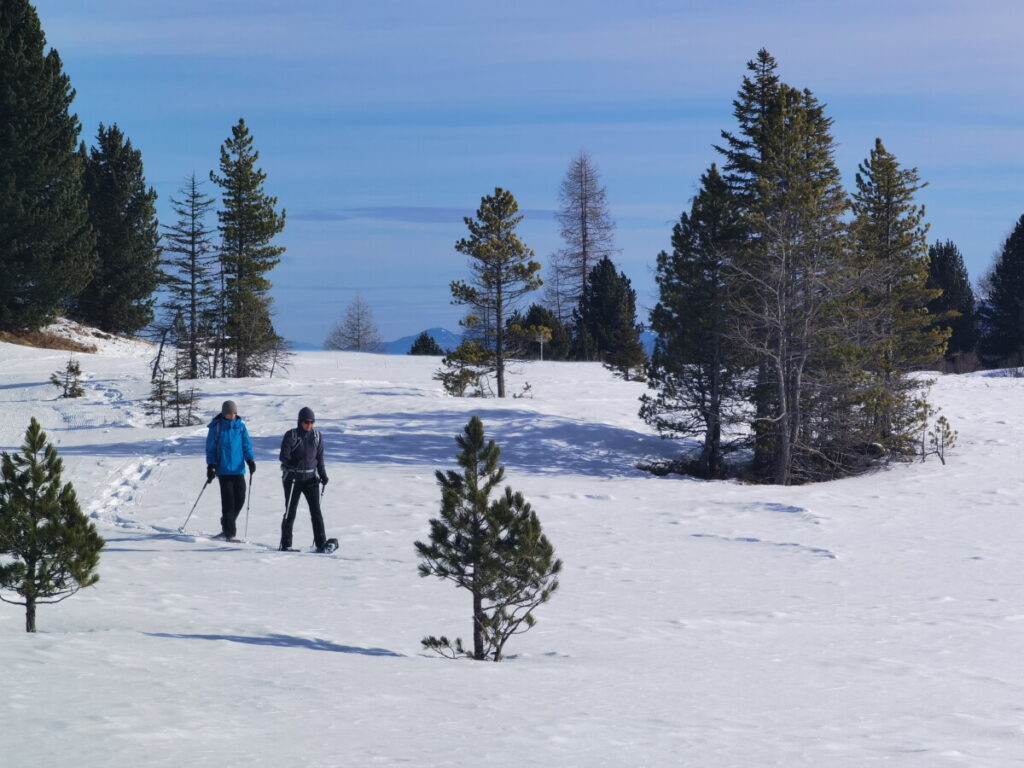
298,328,657,356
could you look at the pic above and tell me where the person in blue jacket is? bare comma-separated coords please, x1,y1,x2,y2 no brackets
205,400,256,541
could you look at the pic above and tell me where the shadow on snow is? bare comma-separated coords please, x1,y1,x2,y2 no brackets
145,632,403,657
53,408,678,478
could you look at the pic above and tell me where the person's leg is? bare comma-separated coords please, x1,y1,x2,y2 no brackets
280,477,300,549
300,480,327,549
223,475,245,539
217,475,234,536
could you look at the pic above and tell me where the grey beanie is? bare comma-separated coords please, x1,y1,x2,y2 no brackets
221,400,238,416
298,406,315,424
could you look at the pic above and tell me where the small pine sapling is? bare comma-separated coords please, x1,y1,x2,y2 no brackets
924,414,958,465
49,357,85,398
0,418,104,632
147,350,202,428
434,339,493,397
415,415,561,661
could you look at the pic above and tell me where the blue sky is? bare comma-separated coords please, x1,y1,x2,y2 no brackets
33,0,1024,346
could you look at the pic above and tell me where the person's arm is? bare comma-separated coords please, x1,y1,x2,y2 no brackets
205,423,217,467
242,422,255,462
279,429,293,466
316,430,327,483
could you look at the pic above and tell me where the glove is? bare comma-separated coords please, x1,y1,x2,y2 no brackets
206,465,216,483
247,459,256,474
318,473,329,486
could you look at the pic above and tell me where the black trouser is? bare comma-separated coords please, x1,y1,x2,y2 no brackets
217,474,246,538
281,475,325,549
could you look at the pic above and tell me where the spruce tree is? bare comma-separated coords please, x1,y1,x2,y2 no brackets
978,215,1024,366
715,48,781,202
0,418,104,632
73,123,161,333
415,416,561,661
927,240,978,360
641,165,748,478
409,332,444,355
575,256,646,379
721,75,851,483
161,174,218,378
713,49,782,479
210,118,287,377
0,0,95,331
450,188,542,397
850,138,947,456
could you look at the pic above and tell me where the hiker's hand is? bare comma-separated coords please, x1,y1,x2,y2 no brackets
247,459,256,474
206,465,216,483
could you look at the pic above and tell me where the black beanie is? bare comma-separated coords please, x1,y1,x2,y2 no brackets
298,406,315,425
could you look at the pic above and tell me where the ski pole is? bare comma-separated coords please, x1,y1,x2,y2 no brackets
283,476,297,523
179,478,211,533
243,472,253,541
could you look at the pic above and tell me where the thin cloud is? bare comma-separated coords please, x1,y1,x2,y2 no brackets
291,207,556,224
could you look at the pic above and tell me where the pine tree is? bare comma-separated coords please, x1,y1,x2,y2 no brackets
978,215,1024,366
850,138,947,456
161,174,218,378
575,256,646,380
415,416,561,661
210,118,287,377
927,240,978,360
450,188,542,397
409,332,444,355
0,0,96,331
434,340,494,397
49,357,85,398
641,165,748,477
551,152,616,322
0,418,104,632
73,123,161,333
324,294,382,351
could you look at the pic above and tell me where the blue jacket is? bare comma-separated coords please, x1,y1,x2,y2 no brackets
206,415,255,475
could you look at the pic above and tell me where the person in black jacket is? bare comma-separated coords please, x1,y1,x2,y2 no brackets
278,406,330,552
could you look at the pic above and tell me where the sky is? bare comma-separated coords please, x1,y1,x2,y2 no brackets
31,0,1024,347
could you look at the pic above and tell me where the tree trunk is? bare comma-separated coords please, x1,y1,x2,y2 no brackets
25,596,36,633
472,589,485,660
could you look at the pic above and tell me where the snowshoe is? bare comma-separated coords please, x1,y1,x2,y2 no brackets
316,538,339,554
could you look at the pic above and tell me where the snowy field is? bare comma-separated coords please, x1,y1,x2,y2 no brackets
2,329,1024,767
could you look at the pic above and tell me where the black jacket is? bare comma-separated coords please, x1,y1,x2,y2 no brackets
279,427,325,479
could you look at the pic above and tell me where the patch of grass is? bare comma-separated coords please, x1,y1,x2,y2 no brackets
0,329,97,353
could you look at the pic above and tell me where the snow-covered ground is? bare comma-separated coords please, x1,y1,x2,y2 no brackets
2,332,1023,767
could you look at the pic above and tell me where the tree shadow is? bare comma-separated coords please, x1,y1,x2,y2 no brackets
52,408,677,478
146,632,403,657
328,409,676,478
